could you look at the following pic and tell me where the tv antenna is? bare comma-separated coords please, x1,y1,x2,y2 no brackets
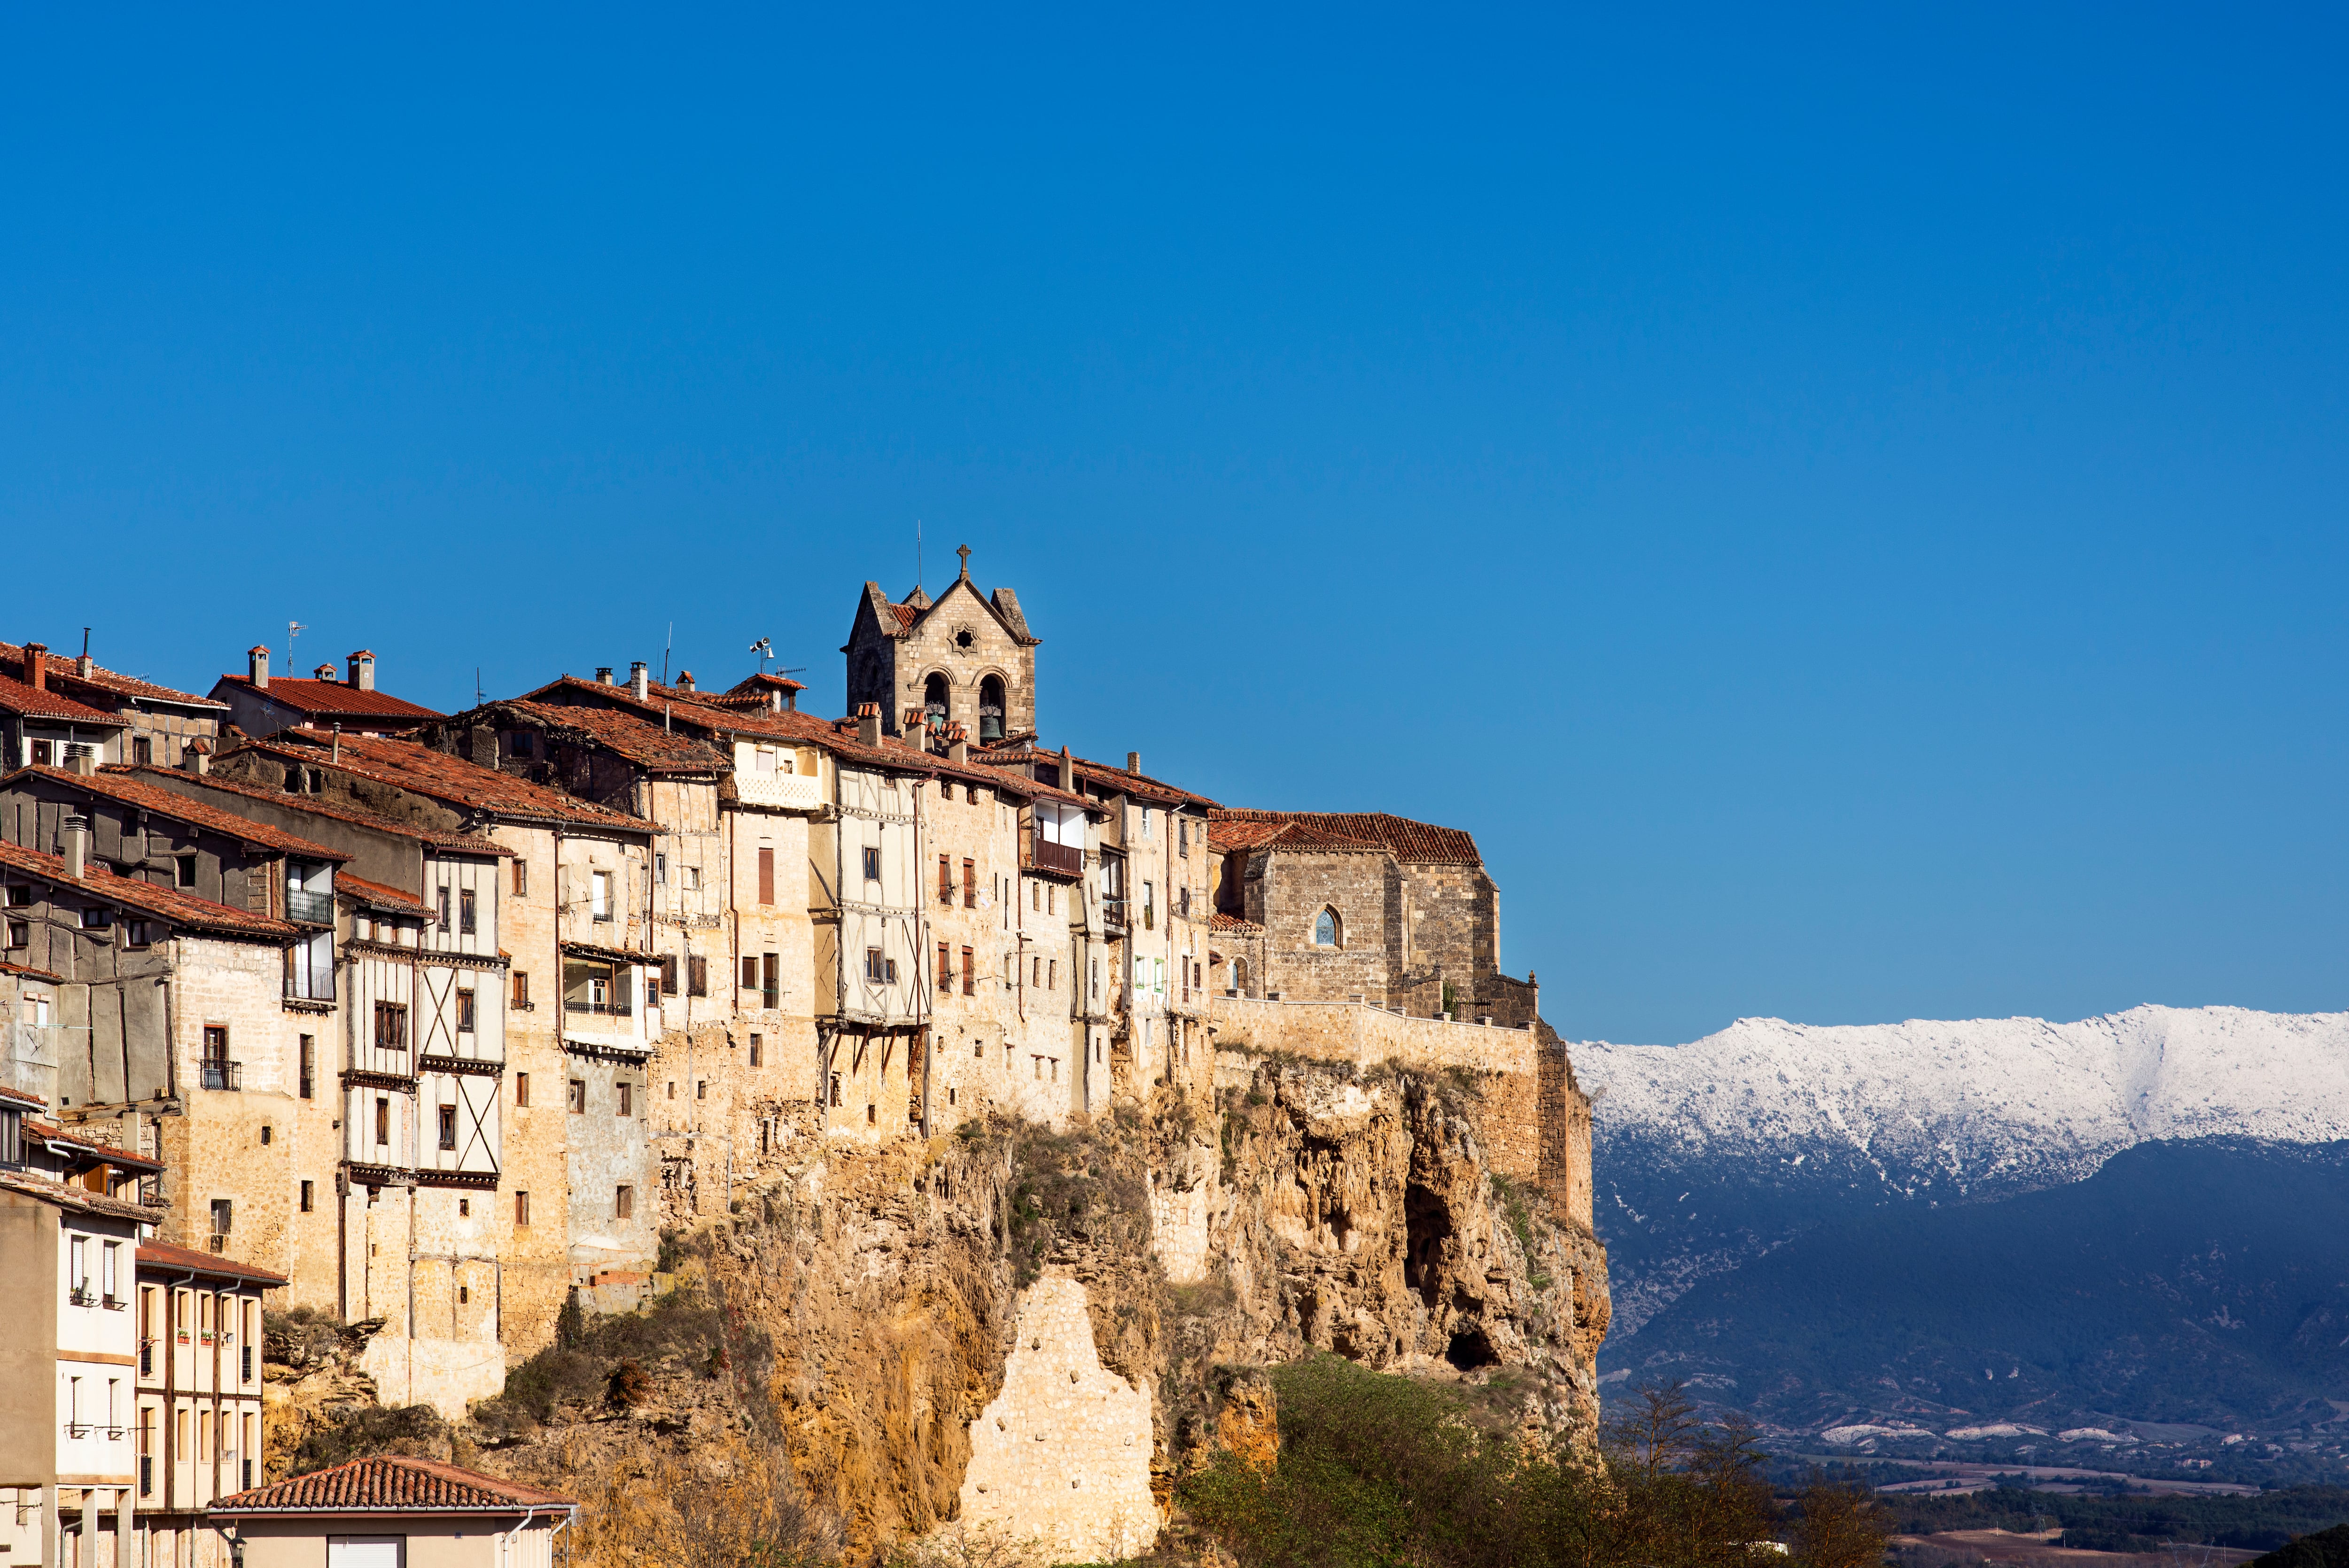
661,621,674,685
916,519,923,592
749,637,773,673
286,620,309,676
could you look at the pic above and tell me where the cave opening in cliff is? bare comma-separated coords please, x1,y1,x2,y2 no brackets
1445,1327,1498,1370
1403,1180,1451,1308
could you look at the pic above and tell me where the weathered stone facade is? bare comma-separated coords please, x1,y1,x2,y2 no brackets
843,551,1040,745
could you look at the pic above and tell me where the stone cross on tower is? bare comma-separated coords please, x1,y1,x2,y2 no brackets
956,543,972,579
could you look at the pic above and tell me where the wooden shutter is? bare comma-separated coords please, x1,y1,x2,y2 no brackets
757,847,775,906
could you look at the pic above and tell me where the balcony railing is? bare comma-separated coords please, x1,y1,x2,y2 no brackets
139,1339,153,1377
565,999,633,1017
285,887,334,924
1030,835,1083,878
283,973,336,1002
69,1284,96,1307
200,1059,241,1092
734,770,824,812
140,1455,153,1496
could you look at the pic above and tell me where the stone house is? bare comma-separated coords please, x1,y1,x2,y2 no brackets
0,1079,167,1568
208,648,442,741
197,730,662,1369
1,638,227,771
134,1239,285,1568
844,547,1040,745
1207,810,1540,1025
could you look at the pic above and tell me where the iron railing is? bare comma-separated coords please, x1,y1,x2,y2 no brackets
283,973,335,1002
200,1059,241,1091
285,887,334,924
565,999,632,1017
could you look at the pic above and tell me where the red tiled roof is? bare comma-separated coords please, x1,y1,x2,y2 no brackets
0,673,123,726
336,872,431,916
28,1120,164,1171
0,641,225,713
247,733,654,833
137,1239,288,1286
0,959,64,985
0,1167,158,1223
521,676,938,777
109,766,514,858
212,1454,574,1514
890,601,919,627
1210,810,1483,865
474,700,730,776
1208,911,1265,934
0,1082,47,1110
211,675,443,722
16,767,348,861
0,841,298,939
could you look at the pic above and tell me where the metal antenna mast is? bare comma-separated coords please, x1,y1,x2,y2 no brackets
286,620,309,677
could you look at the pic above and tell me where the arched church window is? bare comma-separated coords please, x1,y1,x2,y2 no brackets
922,672,949,738
1314,908,1340,948
978,674,1006,743
1233,957,1250,994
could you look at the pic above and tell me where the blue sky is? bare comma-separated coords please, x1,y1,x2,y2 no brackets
3,6,2344,1042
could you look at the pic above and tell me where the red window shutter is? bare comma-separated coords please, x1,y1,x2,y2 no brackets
757,847,775,906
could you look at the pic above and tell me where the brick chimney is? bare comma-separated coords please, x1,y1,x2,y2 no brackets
22,643,45,692
348,650,375,691
676,670,695,692
248,645,271,690
856,702,881,747
183,739,210,776
62,814,87,878
630,662,650,702
948,723,968,765
75,651,92,679
595,667,614,685
313,662,338,681
1127,752,1140,775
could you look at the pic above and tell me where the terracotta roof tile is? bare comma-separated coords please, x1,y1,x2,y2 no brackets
21,767,348,861
335,872,431,916
0,840,298,939
1208,912,1265,934
248,733,655,833
0,673,123,726
137,1239,288,1286
109,766,513,858
213,1454,573,1514
1209,810,1482,865
211,675,443,723
470,700,730,776
0,1167,159,1222
0,1082,47,1110
0,959,64,985
0,642,224,714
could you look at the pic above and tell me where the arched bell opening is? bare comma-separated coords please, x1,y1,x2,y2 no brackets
978,673,1007,743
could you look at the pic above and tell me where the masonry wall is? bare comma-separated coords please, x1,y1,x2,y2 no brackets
1246,848,1397,1006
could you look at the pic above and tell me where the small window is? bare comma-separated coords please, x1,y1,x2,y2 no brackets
82,907,113,931
457,989,475,1033
617,1082,632,1117
961,947,974,996
514,1071,529,1106
132,737,153,766
590,870,613,922
509,730,536,758
862,846,882,882
210,1198,233,1236
696,1080,707,1100
616,1186,634,1220
568,1079,587,1115
1314,908,1340,947
4,885,30,906
125,918,159,947
749,1033,762,1067
4,920,25,950
655,852,668,886
436,888,451,931
864,947,887,984
373,1002,409,1050
513,859,528,896
458,889,476,935
511,970,530,1007
515,1190,530,1226
299,1180,314,1213
437,1105,457,1150
373,1099,389,1146
175,855,197,888
683,864,700,890
742,956,760,990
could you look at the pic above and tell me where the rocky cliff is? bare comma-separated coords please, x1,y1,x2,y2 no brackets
267,1049,1609,1565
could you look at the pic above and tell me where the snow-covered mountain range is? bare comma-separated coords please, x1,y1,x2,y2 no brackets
1574,1004,2349,1336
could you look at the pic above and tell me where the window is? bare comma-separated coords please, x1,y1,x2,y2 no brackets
82,906,113,930
961,946,974,996
512,970,530,1007
373,1002,409,1051
616,1186,634,1220
299,1035,314,1099
513,859,528,896
938,942,953,986
1142,807,1153,839
510,730,536,758
749,1033,762,1067
514,1071,530,1107
5,920,24,950
939,855,952,903
1050,960,1058,991
373,1099,389,1146
683,864,700,890
660,954,679,996
456,990,475,1034
568,1079,587,1114
862,846,882,882
590,870,613,922
757,845,775,906
210,1197,233,1236
69,1234,87,1299
617,1082,632,1117
132,736,152,765
655,852,667,886
1032,956,1041,987
828,1073,842,1108
300,1180,314,1213
688,955,707,996
175,854,197,888
436,887,451,931
102,1240,118,1302
515,1190,530,1226
697,1080,707,1100
3,885,27,906
459,1199,468,1217
1142,881,1154,930
459,889,476,934
1314,908,1340,947
962,858,975,908
1031,880,1039,912
1179,818,1189,856
864,947,891,984
437,1106,457,1150
762,952,779,1009
203,1025,229,1061
743,956,759,990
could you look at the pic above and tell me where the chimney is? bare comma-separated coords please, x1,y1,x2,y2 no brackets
248,645,271,690
1127,751,1140,775
182,739,211,776
313,662,338,681
67,748,94,777
62,814,87,879
22,643,46,692
901,708,930,752
676,670,695,692
595,667,614,685
630,662,650,702
856,702,881,747
948,723,968,766
348,650,375,691
75,652,92,679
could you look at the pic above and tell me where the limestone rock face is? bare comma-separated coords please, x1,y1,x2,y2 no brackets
287,1055,1608,1565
